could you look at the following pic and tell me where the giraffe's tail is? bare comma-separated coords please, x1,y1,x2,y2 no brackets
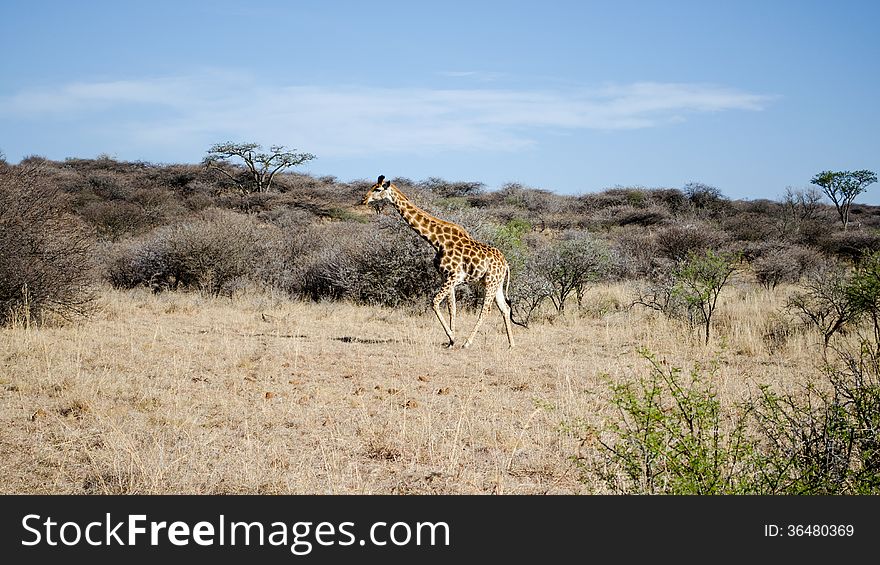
504,265,529,329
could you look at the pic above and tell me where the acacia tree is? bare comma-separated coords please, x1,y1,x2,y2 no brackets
673,250,738,345
203,142,315,195
811,169,877,230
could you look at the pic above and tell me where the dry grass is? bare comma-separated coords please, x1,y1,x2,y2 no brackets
0,282,824,494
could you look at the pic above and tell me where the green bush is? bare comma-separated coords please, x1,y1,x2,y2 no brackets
845,250,880,342
578,343,880,494
751,342,880,494
674,250,738,344
635,249,737,344
582,349,756,494
495,218,532,249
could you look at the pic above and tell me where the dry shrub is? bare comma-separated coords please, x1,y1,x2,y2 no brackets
752,244,822,289
256,212,316,293
62,156,151,175
819,230,880,263
418,177,484,198
579,189,632,211
183,189,217,212
614,227,659,278
721,211,776,242
256,194,325,222
507,264,553,325
786,260,857,347
296,236,356,301
145,163,208,193
437,207,497,243
215,191,282,214
129,187,187,224
655,224,726,262
582,187,691,220
528,231,613,313
128,207,446,306
491,183,569,230
646,188,691,217
603,204,671,227
107,208,272,296
107,238,171,291
80,200,151,241
295,218,439,307
61,167,143,218
0,162,96,324
349,220,440,307
683,182,731,218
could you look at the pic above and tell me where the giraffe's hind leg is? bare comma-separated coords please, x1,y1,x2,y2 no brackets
463,278,502,349
447,285,457,337
432,276,459,347
494,283,515,348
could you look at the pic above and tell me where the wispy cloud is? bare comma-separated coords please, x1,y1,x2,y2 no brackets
0,72,775,158
437,70,507,82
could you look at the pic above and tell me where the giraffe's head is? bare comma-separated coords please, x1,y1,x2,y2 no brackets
363,175,394,205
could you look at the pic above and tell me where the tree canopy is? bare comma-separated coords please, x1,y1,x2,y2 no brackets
203,141,315,195
811,169,877,230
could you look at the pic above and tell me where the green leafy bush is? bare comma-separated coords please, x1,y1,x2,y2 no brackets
635,249,737,344
582,349,756,494
578,343,880,494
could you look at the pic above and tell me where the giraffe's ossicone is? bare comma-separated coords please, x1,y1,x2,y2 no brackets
364,175,524,349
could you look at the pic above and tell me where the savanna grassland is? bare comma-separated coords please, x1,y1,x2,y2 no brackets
1,281,818,494
2,156,878,494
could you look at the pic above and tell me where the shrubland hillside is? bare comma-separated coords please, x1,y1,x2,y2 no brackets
2,155,879,494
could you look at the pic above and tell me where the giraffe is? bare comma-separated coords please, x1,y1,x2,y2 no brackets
363,175,524,349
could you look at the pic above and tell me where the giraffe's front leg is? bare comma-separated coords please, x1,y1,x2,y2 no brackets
432,278,458,347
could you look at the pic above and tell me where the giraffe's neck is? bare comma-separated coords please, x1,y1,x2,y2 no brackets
389,188,448,249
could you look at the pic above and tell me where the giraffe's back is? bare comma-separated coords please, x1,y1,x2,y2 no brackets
437,238,507,284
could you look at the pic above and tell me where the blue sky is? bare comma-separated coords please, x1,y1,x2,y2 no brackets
1,0,878,201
